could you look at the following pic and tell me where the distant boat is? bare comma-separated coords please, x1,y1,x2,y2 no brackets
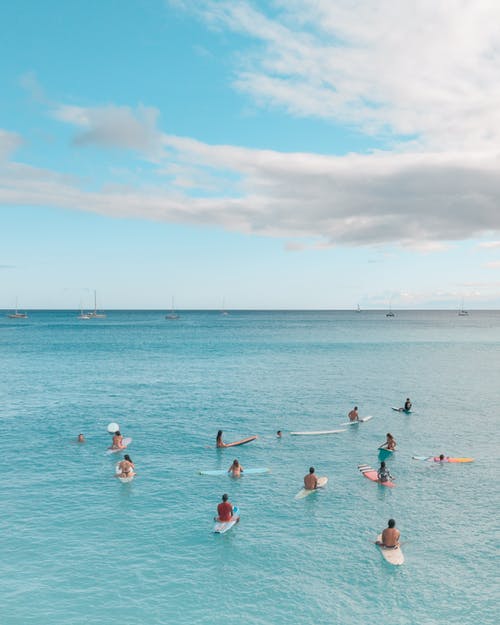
221,297,229,316
77,301,91,320
356,304,361,313
87,291,106,318
386,301,395,317
165,297,179,320
458,298,468,316
7,298,28,319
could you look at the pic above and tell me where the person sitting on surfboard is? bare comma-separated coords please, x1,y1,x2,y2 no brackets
377,461,394,483
215,493,234,522
116,454,135,478
376,519,400,548
348,406,359,422
216,430,228,448
404,398,412,411
111,431,126,450
77,433,85,443
228,459,243,477
384,433,396,450
304,467,318,490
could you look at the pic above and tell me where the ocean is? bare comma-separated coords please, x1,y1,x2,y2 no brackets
1,310,498,625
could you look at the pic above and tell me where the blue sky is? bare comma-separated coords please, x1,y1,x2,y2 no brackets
1,0,500,310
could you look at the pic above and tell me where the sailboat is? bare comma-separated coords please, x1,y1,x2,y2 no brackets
458,298,468,316
386,300,395,317
7,298,28,319
88,291,106,318
77,301,91,320
221,297,229,316
165,297,179,320
356,304,361,313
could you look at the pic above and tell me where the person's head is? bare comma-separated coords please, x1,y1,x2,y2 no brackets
222,493,228,502
217,430,223,439
439,454,445,460
77,433,84,441
406,398,410,401
388,519,396,528
309,467,315,474
354,406,358,410
115,430,121,436
386,432,393,439
232,459,239,466
380,461,386,468
124,454,132,462
277,430,282,437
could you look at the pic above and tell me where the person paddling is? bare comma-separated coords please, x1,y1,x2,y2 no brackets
377,461,394,483
348,406,359,422
376,519,400,548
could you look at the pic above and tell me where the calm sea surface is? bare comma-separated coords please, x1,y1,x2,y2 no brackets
1,310,498,625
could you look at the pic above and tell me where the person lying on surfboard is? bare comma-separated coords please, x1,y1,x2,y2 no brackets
377,461,394,483
214,493,235,522
348,406,359,422
228,459,243,477
376,519,400,548
303,467,318,490
433,454,448,462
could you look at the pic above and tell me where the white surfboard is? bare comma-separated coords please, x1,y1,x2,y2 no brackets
107,422,120,433
106,437,132,454
294,476,328,500
339,415,373,426
214,506,240,534
376,534,404,565
290,430,346,436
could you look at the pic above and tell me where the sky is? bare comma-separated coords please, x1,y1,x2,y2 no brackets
1,0,500,310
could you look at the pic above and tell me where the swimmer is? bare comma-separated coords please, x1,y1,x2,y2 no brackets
216,430,227,448
376,519,400,548
377,461,394,483
348,406,359,422
77,433,85,443
228,459,244,477
433,454,448,462
111,430,125,450
116,454,135,478
303,466,318,490
404,398,412,411
276,430,282,438
214,493,234,522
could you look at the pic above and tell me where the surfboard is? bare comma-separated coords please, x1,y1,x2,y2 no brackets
115,463,135,482
412,456,474,463
358,464,395,487
378,445,396,453
376,534,404,565
107,422,120,433
222,436,257,447
106,437,132,454
290,429,346,436
214,506,240,534
294,476,328,499
339,415,373,426
199,468,270,476
391,407,412,413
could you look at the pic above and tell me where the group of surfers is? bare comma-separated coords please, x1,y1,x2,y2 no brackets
77,430,136,478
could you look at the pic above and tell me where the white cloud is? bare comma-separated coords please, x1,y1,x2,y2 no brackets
484,260,500,268
176,0,500,151
0,130,23,160
478,240,500,249
51,104,163,159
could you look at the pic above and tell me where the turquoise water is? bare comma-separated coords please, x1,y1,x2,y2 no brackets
1,310,498,625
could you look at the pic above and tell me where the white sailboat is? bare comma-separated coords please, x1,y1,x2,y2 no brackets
386,300,395,317
356,304,361,313
165,297,179,320
88,291,106,318
221,297,229,316
458,298,468,316
7,298,28,319
77,301,91,320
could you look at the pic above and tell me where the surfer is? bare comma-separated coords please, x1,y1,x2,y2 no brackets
376,519,400,548
303,467,318,490
228,459,243,477
77,433,85,443
377,461,393,483
384,433,396,450
116,454,135,478
433,454,447,462
404,398,412,411
215,493,234,522
348,406,359,422
111,430,125,450
216,430,228,448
